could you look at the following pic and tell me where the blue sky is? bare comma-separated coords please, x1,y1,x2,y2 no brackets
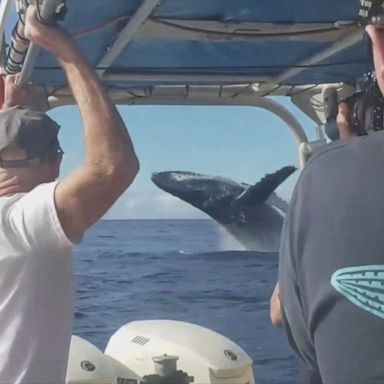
48,99,317,219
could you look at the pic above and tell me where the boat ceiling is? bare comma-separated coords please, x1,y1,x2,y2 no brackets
29,0,373,90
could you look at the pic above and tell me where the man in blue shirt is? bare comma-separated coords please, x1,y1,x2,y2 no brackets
279,26,384,383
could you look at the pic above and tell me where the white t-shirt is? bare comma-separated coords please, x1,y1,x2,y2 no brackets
0,181,74,384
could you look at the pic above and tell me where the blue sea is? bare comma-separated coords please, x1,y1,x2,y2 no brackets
73,220,300,384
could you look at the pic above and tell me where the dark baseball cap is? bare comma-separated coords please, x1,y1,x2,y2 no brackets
0,106,62,167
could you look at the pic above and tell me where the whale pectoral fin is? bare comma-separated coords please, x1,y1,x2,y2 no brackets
236,166,296,206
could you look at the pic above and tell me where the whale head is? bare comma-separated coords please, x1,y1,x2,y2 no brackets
151,167,296,251
151,171,243,211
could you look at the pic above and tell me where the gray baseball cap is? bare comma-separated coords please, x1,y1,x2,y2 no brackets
0,106,62,167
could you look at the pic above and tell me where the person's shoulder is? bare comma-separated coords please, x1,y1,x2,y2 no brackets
2,182,58,215
29,181,58,195
305,132,384,173
0,192,26,210
291,137,362,197
305,139,354,170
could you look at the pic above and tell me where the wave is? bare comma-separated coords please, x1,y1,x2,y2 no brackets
178,250,278,259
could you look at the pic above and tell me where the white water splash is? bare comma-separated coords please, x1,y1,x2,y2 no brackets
218,227,246,251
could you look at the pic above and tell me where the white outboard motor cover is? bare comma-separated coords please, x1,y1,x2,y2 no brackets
66,335,139,384
105,320,255,384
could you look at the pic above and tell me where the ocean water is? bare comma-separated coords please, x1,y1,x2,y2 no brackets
73,220,300,384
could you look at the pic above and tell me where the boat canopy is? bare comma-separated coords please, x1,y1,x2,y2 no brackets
24,0,373,88
0,0,377,164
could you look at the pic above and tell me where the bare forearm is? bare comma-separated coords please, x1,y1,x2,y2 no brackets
367,26,384,96
23,7,138,175
59,49,138,173
23,5,139,241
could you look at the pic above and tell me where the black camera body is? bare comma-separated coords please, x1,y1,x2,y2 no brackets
359,0,384,26
323,1,384,140
324,76,384,140
346,78,384,136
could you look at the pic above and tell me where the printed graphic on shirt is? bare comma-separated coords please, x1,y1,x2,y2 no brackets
331,265,384,320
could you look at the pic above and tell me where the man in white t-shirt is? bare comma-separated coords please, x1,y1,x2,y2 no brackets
0,5,139,384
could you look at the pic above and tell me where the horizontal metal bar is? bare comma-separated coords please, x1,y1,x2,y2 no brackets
48,87,308,145
53,82,327,98
102,71,273,84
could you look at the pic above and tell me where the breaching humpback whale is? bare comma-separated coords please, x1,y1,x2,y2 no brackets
151,166,296,252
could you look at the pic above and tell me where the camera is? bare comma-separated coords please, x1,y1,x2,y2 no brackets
324,75,384,140
346,77,384,136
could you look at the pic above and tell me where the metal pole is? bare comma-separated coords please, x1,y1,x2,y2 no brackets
0,0,12,72
0,0,12,38
246,96,308,144
19,0,64,85
97,0,161,77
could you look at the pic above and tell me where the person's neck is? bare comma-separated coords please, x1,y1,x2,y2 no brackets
0,169,49,196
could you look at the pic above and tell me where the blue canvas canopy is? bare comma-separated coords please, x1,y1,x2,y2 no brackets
13,0,372,88
0,0,377,159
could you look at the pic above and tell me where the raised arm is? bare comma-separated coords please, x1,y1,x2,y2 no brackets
24,6,139,242
366,26,384,97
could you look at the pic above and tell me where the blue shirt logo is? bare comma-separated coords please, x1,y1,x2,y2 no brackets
331,265,384,320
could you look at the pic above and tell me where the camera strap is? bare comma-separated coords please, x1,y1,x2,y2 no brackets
349,78,384,135
359,0,384,25
372,81,384,131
